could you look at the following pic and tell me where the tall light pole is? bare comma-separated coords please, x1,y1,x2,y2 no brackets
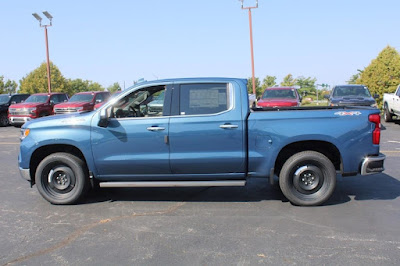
32,11,53,93
240,0,258,96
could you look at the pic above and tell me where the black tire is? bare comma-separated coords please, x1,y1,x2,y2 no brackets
279,151,336,206
383,103,393,122
35,153,88,205
0,113,9,127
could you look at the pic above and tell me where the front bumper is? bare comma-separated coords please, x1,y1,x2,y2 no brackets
9,116,32,125
19,167,31,182
361,153,385,175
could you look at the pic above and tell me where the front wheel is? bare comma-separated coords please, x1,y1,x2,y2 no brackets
35,153,88,205
279,151,336,206
0,113,9,127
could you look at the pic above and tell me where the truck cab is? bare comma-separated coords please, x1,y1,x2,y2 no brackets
8,93,68,126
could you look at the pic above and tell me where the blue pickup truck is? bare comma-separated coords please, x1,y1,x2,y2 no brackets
18,78,385,206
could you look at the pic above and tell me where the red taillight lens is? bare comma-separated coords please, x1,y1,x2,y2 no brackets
369,114,381,145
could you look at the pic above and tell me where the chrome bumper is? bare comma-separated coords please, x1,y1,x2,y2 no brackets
361,154,385,175
19,167,31,182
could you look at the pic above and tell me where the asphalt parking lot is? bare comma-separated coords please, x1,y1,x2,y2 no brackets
1,121,399,265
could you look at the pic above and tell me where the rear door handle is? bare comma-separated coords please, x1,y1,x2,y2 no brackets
220,124,238,129
147,126,165,131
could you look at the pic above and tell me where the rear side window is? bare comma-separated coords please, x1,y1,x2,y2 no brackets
179,83,229,115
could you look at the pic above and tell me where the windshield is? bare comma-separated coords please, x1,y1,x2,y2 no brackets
333,86,371,97
25,95,49,103
69,94,94,102
0,95,10,104
262,89,296,99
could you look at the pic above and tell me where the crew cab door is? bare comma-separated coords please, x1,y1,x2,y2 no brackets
168,82,246,177
91,84,172,179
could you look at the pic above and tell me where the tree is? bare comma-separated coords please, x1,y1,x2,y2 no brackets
247,77,263,97
0,76,17,94
19,62,68,94
107,82,121,93
280,74,296,87
88,82,104,91
347,74,360,84
357,45,400,107
261,75,277,89
67,79,90,95
296,76,317,94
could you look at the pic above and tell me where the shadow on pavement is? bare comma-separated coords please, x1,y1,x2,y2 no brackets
82,173,400,206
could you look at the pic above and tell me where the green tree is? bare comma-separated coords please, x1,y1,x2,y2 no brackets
67,78,90,95
107,82,121,93
357,45,400,107
247,77,262,97
347,74,360,84
0,76,18,94
19,62,68,94
280,74,296,87
88,82,104,91
296,76,317,94
261,75,277,89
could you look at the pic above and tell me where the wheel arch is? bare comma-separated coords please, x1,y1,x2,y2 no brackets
29,144,89,185
274,140,341,176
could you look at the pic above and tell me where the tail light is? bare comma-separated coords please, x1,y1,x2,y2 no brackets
369,114,381,145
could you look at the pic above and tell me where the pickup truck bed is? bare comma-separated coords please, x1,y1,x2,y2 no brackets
18,78,385,206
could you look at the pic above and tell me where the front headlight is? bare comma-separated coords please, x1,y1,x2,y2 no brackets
76,107,84,112
20,128,30,141
26,107,37,114
370,103,378,108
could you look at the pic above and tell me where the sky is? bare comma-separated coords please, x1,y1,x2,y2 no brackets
1,0,399,89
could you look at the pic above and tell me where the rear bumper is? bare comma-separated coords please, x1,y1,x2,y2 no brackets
361,153,385,175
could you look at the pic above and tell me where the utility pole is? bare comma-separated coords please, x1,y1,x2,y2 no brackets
240,0,258,96
32,11,53,93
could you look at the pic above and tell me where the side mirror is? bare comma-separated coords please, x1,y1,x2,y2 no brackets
96,99,102,104
11,101,16,104
324,95,330,99
98,107,111,128
373,94,379,99
50,100,55,105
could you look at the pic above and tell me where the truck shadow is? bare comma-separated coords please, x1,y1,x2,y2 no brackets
83,173,400,206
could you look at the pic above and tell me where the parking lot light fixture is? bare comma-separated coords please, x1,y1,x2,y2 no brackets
32,11,53,93
239,0,258,96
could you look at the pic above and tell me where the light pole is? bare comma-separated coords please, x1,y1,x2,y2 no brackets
32,11,53,93
239,0,258,96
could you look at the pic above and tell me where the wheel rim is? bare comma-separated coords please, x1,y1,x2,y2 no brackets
0,114,8,126
293,165,322,192
41,164,76,199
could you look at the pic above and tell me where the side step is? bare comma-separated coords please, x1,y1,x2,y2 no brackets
99,180,246,188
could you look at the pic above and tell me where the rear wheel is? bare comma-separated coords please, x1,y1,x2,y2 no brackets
0,113,9,127
279,151,336,206
35,153,88,205
383,103,393,122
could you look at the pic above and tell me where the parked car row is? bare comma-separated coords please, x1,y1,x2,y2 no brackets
255,84,379,109
0,91,113,127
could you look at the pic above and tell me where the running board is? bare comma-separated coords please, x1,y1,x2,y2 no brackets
99,180,246,188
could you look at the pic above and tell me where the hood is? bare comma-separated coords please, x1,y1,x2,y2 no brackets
258,98,298,107
9,102,46,109
23,110,95,129
55,102,93,108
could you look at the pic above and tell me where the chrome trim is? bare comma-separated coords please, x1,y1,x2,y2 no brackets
147,126,165,131
220,124,238,129
99,180,246,188
19,167,31,181
361,154,386,175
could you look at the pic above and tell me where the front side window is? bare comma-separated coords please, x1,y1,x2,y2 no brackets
0,95,10,104
179,83,229,115
112,86,166,118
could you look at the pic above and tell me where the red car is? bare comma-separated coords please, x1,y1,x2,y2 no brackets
8,92,68,126
94,90,122,110
257,87,301,108
54,91,110,115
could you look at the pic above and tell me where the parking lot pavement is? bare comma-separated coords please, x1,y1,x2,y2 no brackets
1,122,399,265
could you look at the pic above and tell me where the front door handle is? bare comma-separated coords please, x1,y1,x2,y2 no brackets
220,124,238,129
147,126,165,131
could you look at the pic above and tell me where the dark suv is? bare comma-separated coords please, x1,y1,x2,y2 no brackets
0,93,30,126
325,85,378,107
